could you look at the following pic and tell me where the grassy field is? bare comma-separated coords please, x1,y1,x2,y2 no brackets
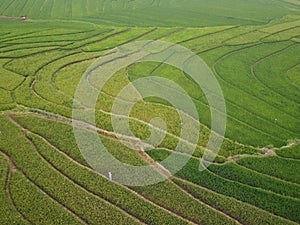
0,0,300,26
0,1,300,225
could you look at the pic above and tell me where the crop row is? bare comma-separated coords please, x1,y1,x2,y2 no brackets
259,19,300,34
212,42,299,146
0,153,29,224
1,0,27,18
287,63,300,87
6,28,107,44
214,41,299,119
18,115,242,225
147,149,300,222
13,115,195,225
1,0,298,27
24,46,244,159
4,49,74,76
83,28,155,51
0,115,145,225
128,47,284,147
33,51,104,108
126,57,263,153
1,28,99,44
262,26,300,42
225,30,268,45
237,156,300,184
1,18,298,151
61,28,125,50
215,42,299,124
15,77,72,117
0,42,69,53
4,30,284,152
276,145,300,159
172,177,298,225
131,36,296,148
254,43,300,104
208,162,300,198
160,26,234,43
10,171,84,225
132,180,237,225
0,46,61,58
17,49,260,159
180,26,256,53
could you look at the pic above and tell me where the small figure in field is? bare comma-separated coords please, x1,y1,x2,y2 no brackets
108,172,112,181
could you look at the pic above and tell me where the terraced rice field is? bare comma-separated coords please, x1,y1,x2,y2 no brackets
0,1,300,224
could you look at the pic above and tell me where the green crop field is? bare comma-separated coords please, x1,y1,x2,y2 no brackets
0,1,300,224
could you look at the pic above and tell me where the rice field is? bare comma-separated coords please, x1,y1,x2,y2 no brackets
0,2,299,225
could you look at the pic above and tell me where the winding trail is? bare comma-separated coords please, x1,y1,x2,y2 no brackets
137,148,242,225
7,114,147,224
7,113,197,225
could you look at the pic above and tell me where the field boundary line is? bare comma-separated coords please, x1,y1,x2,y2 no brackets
206,166,300,202
236,159,300,186
25,132,147,225
286,61,300,89
76,28,131,50
51,53,105,90
207,166,300,201
0,30,51,43
85,39,285,146
145,60,296,139
251,43,299,104
1,27,100,45
138,149,242,224
5,116,92,224
170,179,243,225
9,113,144,224
233,162,300,189
0,151,33,225
177,26,239,45
261,24,300,41
212,43,300,123
173,176,299,225
15,117,196,225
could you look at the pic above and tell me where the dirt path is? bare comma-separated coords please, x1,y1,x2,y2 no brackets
8,114,148,225
0,16,19,20
0,15,33,21
7,113,197,225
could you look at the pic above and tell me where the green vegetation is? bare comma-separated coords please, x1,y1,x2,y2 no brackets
173,178,297,225
27,133,190,225
0,88,13,104
132,180,237,225
175,156,300,222
0,115,142,225
1,0,298,27
287,63,300,87
276,145,300,159
208,162,300,198
237,156,300,184
0,154,30,224
0,2,299,224
10,172,84,225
